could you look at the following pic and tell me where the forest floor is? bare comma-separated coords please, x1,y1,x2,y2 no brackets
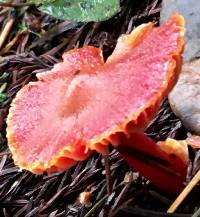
0,0,200,216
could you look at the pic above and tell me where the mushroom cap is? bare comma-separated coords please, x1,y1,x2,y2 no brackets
161,0,200,62
6,15,184,174
7,46,103,173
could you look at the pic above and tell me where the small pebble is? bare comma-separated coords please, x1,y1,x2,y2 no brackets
161,0,200,134
169,59,200,134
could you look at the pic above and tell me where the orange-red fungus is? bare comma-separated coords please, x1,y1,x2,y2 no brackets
6,15,184,175
117,133,188,192
186,136,200,149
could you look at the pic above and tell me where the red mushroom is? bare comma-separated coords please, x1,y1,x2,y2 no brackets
117,132,188,192
6,15,186,191
7,46,104,173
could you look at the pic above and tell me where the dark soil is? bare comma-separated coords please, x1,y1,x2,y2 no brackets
0,0,200,216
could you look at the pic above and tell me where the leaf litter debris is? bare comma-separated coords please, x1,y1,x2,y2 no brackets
0,0,200,216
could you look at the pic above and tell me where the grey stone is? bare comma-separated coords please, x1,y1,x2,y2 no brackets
169,60,200,134
160,0,200,61
161,0,200,134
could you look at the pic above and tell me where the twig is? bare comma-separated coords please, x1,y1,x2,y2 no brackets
192,207,200,217
0,151,11,157
149,190,171,206
0,7,10,16
0,2,33,8
40,38,69,57
0,31,20,55
29,21,78,49
13,204,28,217
0,17,15,50
17,32,29,53
167,169,200,213
117,206,191,217
111,173,133,212
103,151,113,195
84,195,107,217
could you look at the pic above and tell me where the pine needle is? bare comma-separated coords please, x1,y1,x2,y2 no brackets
167,169,200,213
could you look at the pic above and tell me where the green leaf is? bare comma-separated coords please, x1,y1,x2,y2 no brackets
0,72,9,82
39,0,120,22
0,93,7,103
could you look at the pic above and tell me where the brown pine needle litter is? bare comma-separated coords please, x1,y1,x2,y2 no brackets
1,0,200,216
168,169,200,213
0,16,15,50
